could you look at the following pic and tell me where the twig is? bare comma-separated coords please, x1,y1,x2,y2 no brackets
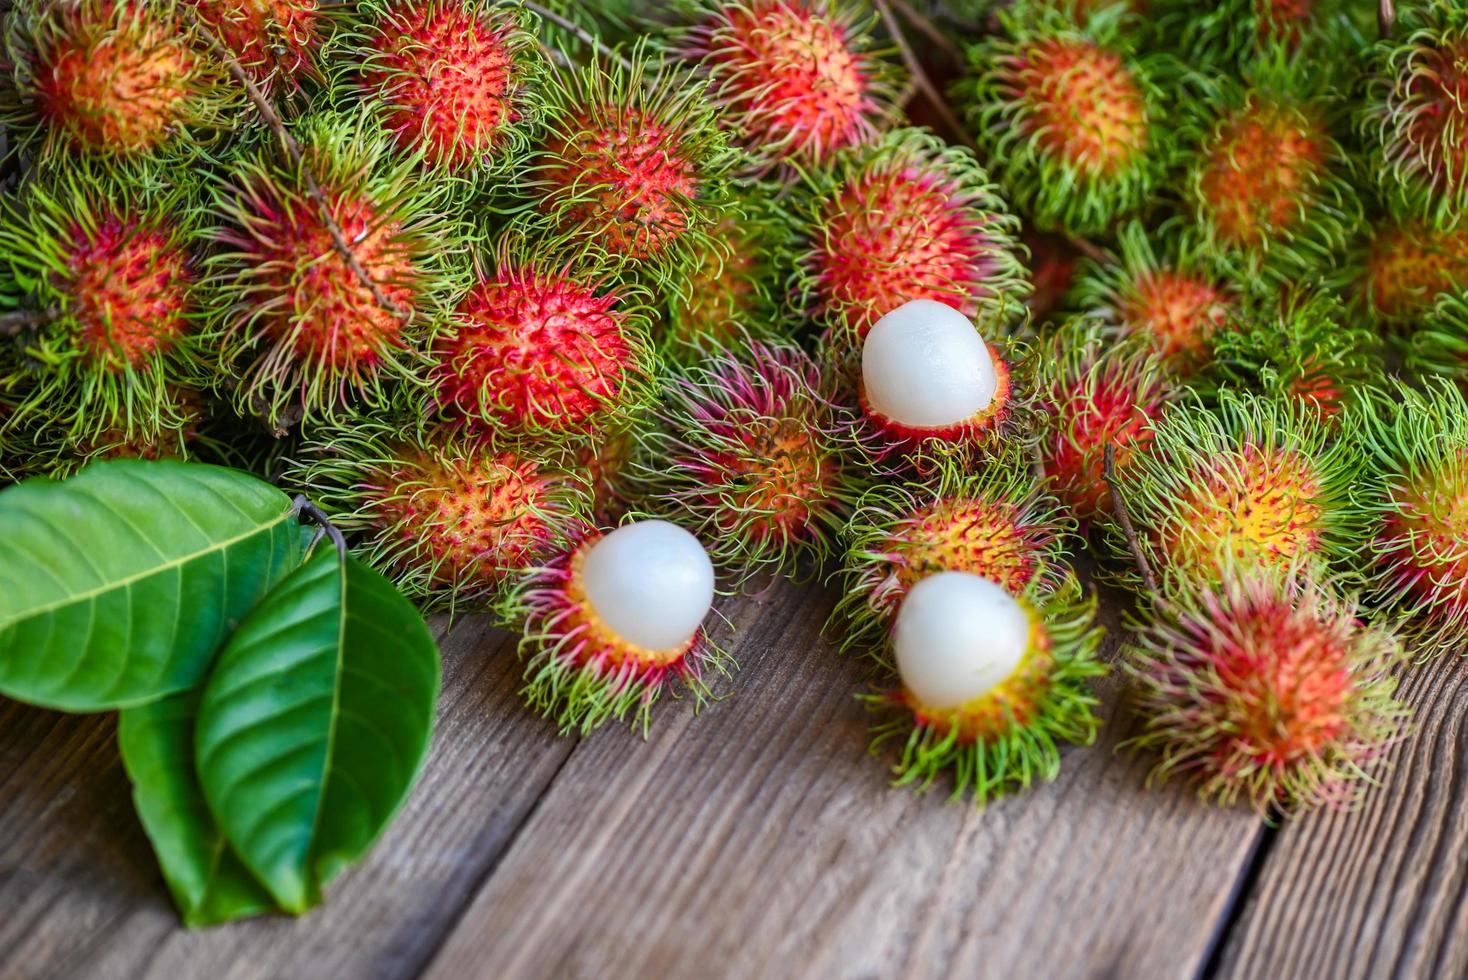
293,495,349,558
889,0,961,63
537,39,574,71
1066,233,1110,265
184,9,410,321
0,308,50,336
1103,442,1160,596
1379,0,1395,39
873,0,978,152
524,1,633,72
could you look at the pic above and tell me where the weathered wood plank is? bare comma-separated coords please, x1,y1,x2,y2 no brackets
0,615,572,980
424,582,1264,980
1215,655,1468,980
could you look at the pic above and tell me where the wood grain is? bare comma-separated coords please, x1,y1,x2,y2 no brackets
1214,655,1468,980
424,582,1264,980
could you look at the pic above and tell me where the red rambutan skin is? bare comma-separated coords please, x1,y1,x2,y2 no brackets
1375,450,1468,616
363,2,522,168
1118,268,1230,358
220,185,413,378
540,108,699,260
188,0,320,90
1197,100,1325,248
858,345,1013,451
1358,220,1468,323
32,3,199,154
685,0,881,165
432,266,634,434
62,213,193,369
1008,37,1147,176
1041,368,1164,526
1402,38,1468,196
368,449,557,588
812,164,1010,339
876,499,1048,607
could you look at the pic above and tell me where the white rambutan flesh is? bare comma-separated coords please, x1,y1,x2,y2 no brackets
581,519,716,653
861,299,998,429
894,571,1029,711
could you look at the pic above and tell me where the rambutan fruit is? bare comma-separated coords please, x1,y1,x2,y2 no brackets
186,0,324,95
831,447,1073,658
1181,49,1361,286
1153,0,1367,71
505,519,732,735
206,111,465,431
346,0,539,175
1125,562,1407,816
0,164,207,448
957,1,1171,236
1032,318,1172,529
867,569,1105,803
1067,221,1236,365
1103,389,1364,589
287,420,591,612
427,241,657,444
628,337,856,584
1408,289,1468,390
525,47,737,275
1350,216,1468,327
0,0,236,160
795,129,1029,358
1355,379,1468,655
674,0,900,171
1358,3,1468,230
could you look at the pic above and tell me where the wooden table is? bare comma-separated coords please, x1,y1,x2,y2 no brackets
3,578,1466,979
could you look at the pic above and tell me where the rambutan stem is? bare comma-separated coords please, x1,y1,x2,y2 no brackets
292,494,349,558
0,308,51,336
1379,0,1394,38
1103,442,1160,595
888,0,961,63
523,2,633,72
1067,234,1110,265
873,0,978,153
182,9,410,322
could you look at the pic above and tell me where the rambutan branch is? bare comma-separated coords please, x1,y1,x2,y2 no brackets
0,308,50,336
1379,0,1395,38
1066,234,1110,265
524,2,633,73
292,495,349,558
183,9,410,322
1103,442,1160,596
873,0,978,153
888,0,961,63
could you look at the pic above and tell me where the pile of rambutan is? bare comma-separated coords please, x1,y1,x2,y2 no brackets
3,0,1465,820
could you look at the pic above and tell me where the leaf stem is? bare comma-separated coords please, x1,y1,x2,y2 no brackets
524,2,633,72
293,495,349,559
1103,442,1160,596
873,0,978,153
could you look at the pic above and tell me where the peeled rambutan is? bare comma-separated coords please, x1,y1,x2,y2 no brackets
0,166,206,447
831,447,1073,658
287,420,590,611
1033,318,1172,529
349,0,537,173
206,111,464,430
1068,221,1235,364
429,245,656,443
1355,380,1468,655
527,48,736,273
675,0,898,170
867,569,1105,803
186,0,323,94
1183,52,1361,284
1125,563,1406,816
957,2,1168,236
505,519,732,735
629,338,855,584
796,129,1029,357
1,0,235,159
1351,217,1468,327
1105,389,1363,588
1359,4,1468,229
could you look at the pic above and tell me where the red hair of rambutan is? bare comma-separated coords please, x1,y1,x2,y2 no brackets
1374,453,1468,616
1196,99,1326,249
1126,564,1406,815
187,0,321,92
1117,268,1231,359
1355,219,1468,325
357,1,532,170
431,259,650,439
679,0,892,168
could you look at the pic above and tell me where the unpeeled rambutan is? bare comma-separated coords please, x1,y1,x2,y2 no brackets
675,0,898,170
795,129,1029,358
1356,379,1468,655
1351,216,1468,327
629,337,856,583
526,48,736,274
1104,389,1363,589
1182,49,1361,285
1033,318,1172,529
1125,563,1407,816
287,420,590,611
1153,0,1366,71
1,0,235,160
957,1,1170,236
831,447,1073,657
1409,289,1468,390
186,0,323,95
348,0,538,175
428,242,657,443
868,569,1105,803
206,111,464,430
1067,220,1235,364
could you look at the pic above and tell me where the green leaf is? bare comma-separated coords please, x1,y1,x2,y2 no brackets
118,691,279,928
0,460,303,711
195,546,440,914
